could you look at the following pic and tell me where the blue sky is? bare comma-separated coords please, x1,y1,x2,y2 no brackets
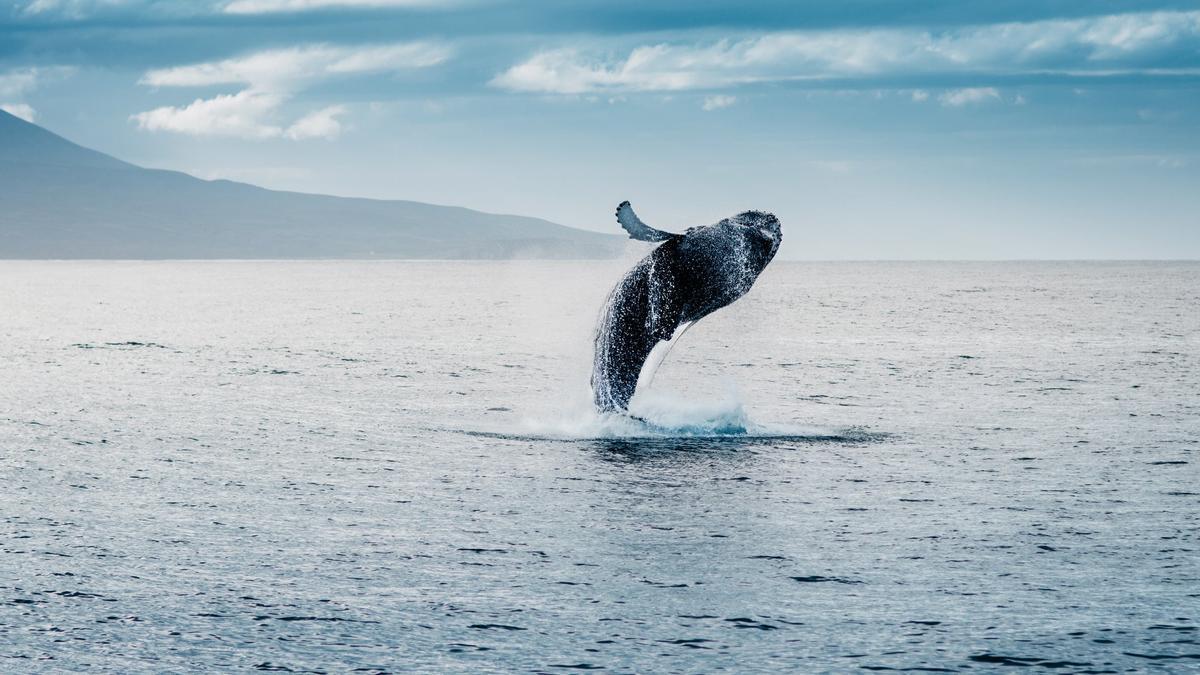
2,0,1198,258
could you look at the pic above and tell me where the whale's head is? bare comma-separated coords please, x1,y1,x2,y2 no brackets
731,210,782,267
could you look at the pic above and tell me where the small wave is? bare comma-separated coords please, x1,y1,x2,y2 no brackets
460,391,879,443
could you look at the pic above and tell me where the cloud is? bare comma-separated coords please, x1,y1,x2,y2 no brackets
0,69,39,97
492,10,1200,94
0,66,74,124
284,104,347,139
910,89,929,102
133,89,287,138
140,42,451,89
222,0,452,13
19,0,457,18
0,103,37,122
135,96,347,140
701,94,736,110
938,87,1000,106
491,46,738,94
21,0,130,17
134,42,450,139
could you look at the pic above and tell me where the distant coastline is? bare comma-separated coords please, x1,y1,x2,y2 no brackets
0,109,622,260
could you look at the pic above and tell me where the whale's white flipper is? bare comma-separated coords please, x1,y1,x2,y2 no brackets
635,321,695,393
616,201,676,242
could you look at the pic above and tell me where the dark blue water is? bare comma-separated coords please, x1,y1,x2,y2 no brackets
1,260,1197,672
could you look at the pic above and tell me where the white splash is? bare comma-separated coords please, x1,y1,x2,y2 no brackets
511,388,839,441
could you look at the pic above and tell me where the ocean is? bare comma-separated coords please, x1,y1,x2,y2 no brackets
1,259,1197,672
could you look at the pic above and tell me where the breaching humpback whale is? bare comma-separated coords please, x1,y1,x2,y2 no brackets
591,201,782,412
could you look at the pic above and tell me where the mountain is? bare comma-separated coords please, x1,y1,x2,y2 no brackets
0,110,622,259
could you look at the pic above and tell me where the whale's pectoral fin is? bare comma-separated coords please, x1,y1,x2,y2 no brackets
616,201,676,242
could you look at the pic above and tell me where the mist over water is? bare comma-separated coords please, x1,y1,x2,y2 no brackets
1,260,1197,672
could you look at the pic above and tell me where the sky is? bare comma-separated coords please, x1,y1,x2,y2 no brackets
2,0,1198,259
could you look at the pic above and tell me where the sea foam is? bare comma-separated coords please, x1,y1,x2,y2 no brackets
509,388,841,441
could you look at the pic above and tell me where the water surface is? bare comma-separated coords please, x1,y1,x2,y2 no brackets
1,260,1197,672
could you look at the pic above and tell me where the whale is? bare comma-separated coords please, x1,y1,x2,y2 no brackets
591,201,782,412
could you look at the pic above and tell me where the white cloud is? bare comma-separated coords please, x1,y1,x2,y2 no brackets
20,0,457,18
132,89,287,138
284,104,347,139
938,87,1000,106
910,89,929,102
21,0,130,17
491,45,743,94
0,66,75,97
701,94,736,110
140,42,450,89
133,94,349,141
0,103,37,122
134,42,449,140
492,10,1200,94
0,66,74,124
223,0,452,13
0,69,40,97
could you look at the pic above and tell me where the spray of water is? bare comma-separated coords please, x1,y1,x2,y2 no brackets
500,384,843,441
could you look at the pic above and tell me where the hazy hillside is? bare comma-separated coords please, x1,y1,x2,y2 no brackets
0,110,621,259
